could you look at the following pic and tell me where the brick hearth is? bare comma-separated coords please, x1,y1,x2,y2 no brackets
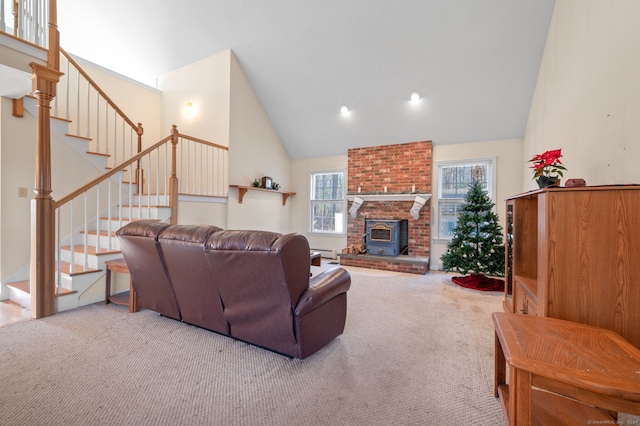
339,141,432,274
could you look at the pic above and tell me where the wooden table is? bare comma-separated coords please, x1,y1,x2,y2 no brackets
493,312,640,425
104,258,139,313
310,251,321,267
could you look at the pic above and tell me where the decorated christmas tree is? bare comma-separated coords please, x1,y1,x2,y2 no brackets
441,175,505,291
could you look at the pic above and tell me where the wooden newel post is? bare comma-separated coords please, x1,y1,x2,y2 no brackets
135,122,144,194
169,125,179,225
47,0,60,70
30,62,63,319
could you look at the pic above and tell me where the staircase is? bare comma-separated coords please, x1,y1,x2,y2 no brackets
6,98,171,312
2,4,228,318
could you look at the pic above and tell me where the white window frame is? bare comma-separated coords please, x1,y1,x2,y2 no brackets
435,157,496,240
308,168,346,235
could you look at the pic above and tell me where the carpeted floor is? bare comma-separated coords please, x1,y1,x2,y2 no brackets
0,268,546,424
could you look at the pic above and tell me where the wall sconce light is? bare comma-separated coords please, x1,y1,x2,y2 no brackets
340,104,350,115
410,90,421,102
185,102,194,116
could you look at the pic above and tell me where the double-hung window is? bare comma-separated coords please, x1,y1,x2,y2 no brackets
436,158,496,239
309,170,345,234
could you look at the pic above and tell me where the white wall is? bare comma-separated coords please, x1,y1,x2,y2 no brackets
227,52,292,233
523,0,640,189
72,56,163,145
430,138,523,270
290,155,348,252
158,50,293,233
177,200,227,229
0,97,33,286
157,51,231,147
157,51,231,228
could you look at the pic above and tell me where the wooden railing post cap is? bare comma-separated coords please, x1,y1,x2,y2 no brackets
29,62,63,96
137,123,144,136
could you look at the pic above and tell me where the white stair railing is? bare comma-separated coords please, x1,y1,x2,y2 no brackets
177,134,229,197
0,0,48,48
53,129,229,293
54,49,144,175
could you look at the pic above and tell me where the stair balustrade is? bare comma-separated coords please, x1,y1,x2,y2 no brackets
0,0,49,48
55,49,144,181
4,0,230,311
53,126,228,294
177,133,228,197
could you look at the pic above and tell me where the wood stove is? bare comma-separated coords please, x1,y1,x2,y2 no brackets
365,219,408,256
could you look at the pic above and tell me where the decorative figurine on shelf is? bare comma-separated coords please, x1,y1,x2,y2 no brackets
261,176,273,189
251,176,281,190
529,148,567,188
564,178,586,187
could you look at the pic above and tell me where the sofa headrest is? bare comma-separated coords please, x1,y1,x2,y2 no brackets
205,230,283,251
158,224,223,243
116,220,171,239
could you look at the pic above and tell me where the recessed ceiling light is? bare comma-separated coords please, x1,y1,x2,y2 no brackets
410,90,421,102
340,104,350,114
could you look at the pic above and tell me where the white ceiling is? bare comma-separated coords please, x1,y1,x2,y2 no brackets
56,0,556,159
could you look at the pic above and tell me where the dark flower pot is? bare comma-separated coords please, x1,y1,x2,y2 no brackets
536,176,560,188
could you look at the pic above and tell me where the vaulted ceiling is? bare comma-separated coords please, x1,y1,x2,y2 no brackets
57,0,556,159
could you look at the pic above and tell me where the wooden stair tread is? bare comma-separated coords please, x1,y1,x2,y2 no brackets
99,217,159,222
81,230,116,237
86,150,110,157
119,204,170,208
6,280,77,296
57,261,102,276
6,280,29,293
51,115,72,123
66,133,92,141
60,245,120,255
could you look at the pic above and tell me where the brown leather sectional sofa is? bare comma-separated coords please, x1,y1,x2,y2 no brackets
116,221,351,359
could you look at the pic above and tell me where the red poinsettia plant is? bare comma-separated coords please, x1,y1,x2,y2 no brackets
529,149,566,183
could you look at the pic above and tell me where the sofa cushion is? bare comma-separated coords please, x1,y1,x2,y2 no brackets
116,221,180,320
158,225,227,333
204,231,309,357
204,229,282,251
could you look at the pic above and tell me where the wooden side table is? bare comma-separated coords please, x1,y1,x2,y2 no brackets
493,312,640,425
310,251,321,267
104,258,139,313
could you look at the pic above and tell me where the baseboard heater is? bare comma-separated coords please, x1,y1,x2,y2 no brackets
310,248,338,260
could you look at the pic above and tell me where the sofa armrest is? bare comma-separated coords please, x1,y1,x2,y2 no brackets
294,267,351,317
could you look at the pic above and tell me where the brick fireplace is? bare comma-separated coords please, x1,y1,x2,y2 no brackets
339,141,432,274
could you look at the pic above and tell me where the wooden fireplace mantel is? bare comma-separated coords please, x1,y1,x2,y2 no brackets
346,193,431,202
229,185,296,205
347,193,431,219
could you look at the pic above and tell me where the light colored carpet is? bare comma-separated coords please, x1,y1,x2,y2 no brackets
0,268,519,425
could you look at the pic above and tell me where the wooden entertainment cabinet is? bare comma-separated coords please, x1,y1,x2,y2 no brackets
504,186,640,348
